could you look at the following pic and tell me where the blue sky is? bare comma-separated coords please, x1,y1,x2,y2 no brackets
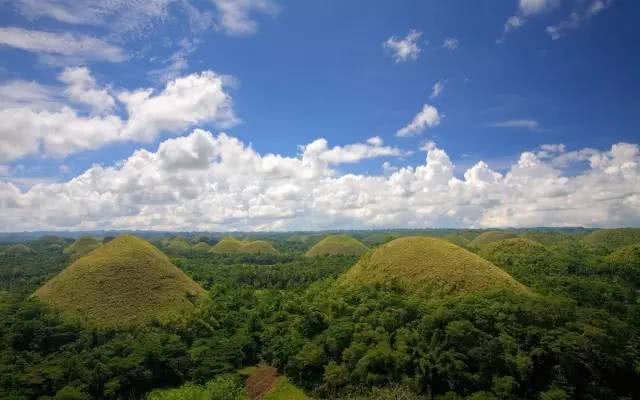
0,0,639,231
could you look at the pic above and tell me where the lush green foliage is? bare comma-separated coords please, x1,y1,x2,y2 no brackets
469,231,517,249
1,229,639,400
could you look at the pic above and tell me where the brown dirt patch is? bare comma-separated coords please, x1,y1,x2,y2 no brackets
245,364,280,400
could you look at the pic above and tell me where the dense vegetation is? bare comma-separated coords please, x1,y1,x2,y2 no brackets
0,229,639,399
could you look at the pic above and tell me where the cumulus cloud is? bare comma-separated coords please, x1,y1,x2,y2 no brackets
58,67,115,114
0,27,126,63
383,30,422,63
397,104,441,137
1,130,638,231
0,69,237,162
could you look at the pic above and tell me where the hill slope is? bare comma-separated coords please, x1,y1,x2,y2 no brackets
64,236,101,259
34,235,206,329
479,238,565,277
341,236,525,297
583,228,640,253
305,235,368,257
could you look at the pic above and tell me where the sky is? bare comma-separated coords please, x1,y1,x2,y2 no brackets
0,0,639,231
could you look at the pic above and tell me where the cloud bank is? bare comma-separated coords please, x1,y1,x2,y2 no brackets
1,130,638,231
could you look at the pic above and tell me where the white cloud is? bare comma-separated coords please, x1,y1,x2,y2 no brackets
518,0,559,16
211,0,278,35
58,67,115,114
442,38,459,49
504,15,526,33
148,38,198,82
397,104,441,137
0,27,126,62
0,80,59,110
383,30,422,63
430,80,445,98
12,0,174,36
489,119,540,130
546,0,613,40
1,131,638,231
0,70,238,162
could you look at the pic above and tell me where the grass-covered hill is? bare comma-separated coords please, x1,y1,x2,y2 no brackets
478,238,566,279
165,236,192,254
210,237,279,255
34,235,206,329
340,236,526,297
583,228,640,253
603,244,640,285
305,235,368,257
1,243,34,256
63,235,101,259
469,231,518,249
192,242,212,252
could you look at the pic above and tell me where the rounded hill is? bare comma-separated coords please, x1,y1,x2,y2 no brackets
64,236,101,259
340,236,525,297
165,236,192,254
305,235,368,257
478,238,565,276
469,231,517,249
34,235,206,329
210,237,279,255
583,228,640,253
2,244,34,256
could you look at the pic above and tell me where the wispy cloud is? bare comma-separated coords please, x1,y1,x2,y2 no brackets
0,27,126,63
383,30,422,63
489,119,540,130
546,0,614,40
211,0,279,36
430,80,445,99
397,104,441,137
442,38,459,49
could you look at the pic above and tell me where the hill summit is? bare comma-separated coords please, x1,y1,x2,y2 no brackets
341,236,525,297
305,235,368,256
34,235,206,329
210,237,279,255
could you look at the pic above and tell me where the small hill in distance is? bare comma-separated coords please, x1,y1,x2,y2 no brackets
340,236,526,297
1,243,34,256
469,231,517,249
478,238,566,277
63,236,101,259
165,236,192,254
192,242,211,252
210,237,279,255
583,228,640,254
305,234,368,257
34,235,206,329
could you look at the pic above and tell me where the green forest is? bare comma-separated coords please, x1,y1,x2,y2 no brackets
0,229,639,400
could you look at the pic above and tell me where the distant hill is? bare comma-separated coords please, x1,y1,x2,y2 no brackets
583,228,640,253
1,244,34,256
603,244,640,285
469,231,517,249
479,238,566,277
210,237,279,255
192,242,211,252
34,235,206,329
340,236,526,297
63,236,101,259
165,236,192,254
305,235,368,256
